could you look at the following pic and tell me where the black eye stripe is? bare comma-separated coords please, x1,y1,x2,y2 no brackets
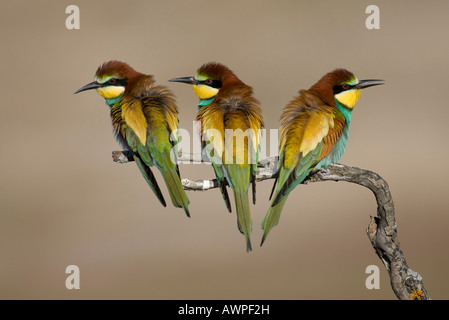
102,78,128,87
333,83,354,95
200,79,222,89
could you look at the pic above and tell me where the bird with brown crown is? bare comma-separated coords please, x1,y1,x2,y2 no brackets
261,69,383,246
75,60,190,216
170,62,264,251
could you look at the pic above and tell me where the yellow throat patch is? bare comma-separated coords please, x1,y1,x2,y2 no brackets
335,89,361,109
192,84,219,100
96,86,125,100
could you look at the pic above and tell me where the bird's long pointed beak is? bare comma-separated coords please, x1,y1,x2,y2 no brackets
355,79,385,90
168,76,197,85
74,81,101,94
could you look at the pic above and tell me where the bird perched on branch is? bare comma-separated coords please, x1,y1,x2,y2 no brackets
75,60,190,216
261,69,383,246
170,62,264,251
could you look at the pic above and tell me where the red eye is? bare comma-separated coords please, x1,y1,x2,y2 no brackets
342,84,349,90
205,79,213,85
108,78,116,85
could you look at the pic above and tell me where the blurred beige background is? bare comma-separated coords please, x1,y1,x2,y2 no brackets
1,0,448,299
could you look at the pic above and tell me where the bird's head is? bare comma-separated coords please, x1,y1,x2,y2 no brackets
309,68,384,109
75,60,139,105
169,62,242,104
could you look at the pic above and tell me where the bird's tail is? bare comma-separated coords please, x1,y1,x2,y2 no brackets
160,167,190,217
133,155,166,207
215,177,232,213
233,190,252,252
260,197,288,246
211,163,232,213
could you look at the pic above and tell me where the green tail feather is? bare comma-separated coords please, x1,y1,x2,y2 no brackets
261,197,288,246
160,168,190,217
234,190,252,252
212,163,232,213
133,155,167,207
218,179,232,213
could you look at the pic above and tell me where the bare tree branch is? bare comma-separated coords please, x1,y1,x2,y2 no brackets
305,163,429,300
111,150,429,300
111,151,277,189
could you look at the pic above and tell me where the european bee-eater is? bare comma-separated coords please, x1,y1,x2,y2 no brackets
261,68,383,245
170,62,264,251
75,60,190,216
